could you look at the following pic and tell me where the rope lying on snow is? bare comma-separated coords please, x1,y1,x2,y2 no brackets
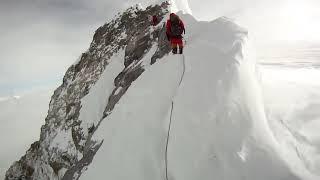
165,101,174,180
165,54,186,180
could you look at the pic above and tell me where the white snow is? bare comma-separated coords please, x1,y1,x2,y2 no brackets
2,2,320,180
141,44,158,67
81,55,184,180
78,14,320,180
78,51,125,137
261,65,320,178
49,129,78,157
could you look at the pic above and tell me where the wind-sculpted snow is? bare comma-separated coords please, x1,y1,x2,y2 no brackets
5,1,320,180
81,55,184,180
80,14,311,180
5,2,171,179
166,16,297,180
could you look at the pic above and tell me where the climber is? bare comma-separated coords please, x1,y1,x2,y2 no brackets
149,15,159,26
166,13,185,54
152,15,159,26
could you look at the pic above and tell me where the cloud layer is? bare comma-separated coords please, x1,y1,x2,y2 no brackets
0,87,54,178
1,0,320,96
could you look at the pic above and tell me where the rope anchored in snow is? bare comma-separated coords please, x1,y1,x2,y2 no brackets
178,54,186,86
165,101,174,180
165,54,186,180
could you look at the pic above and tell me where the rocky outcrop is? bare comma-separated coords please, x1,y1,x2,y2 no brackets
5,2,171,180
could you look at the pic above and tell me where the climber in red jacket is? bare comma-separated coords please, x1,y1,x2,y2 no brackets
152,15,158,26
166,13,185,54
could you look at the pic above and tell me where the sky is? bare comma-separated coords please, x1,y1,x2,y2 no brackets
0,0,123,97
189,0,320,43
1,0,320,177
0,0,320,97
0,86,54,178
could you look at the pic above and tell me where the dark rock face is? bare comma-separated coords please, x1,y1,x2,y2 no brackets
5,2,171,180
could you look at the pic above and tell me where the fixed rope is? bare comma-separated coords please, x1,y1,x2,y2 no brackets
165,54,186,180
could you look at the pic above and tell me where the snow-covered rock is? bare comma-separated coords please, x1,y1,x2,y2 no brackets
5,1,319,180
5,2,170,180
79,14,303,180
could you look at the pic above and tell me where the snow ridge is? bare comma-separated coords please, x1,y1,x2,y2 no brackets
5,2,171,179
5,1,319,180
165,54,186,180
80,14,316,180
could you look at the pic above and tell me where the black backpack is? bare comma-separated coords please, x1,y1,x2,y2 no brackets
170,16,183,37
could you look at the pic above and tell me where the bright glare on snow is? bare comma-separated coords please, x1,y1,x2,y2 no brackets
2,1,320,179
277,0,319,41
80,13,320,180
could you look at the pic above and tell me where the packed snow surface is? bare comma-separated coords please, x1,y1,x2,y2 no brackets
2,1,320,179
78,14,320,180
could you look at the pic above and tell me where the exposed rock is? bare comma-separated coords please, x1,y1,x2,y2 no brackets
5,1,171,180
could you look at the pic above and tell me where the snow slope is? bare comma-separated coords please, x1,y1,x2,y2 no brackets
4,1,320,179
81,54,183,180
79,14,318,179
262,66,320,178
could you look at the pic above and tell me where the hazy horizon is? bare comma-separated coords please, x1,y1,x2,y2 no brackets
1,0,320,96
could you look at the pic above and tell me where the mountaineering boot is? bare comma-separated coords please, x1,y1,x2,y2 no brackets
172,47,177,54
179,47,183,54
